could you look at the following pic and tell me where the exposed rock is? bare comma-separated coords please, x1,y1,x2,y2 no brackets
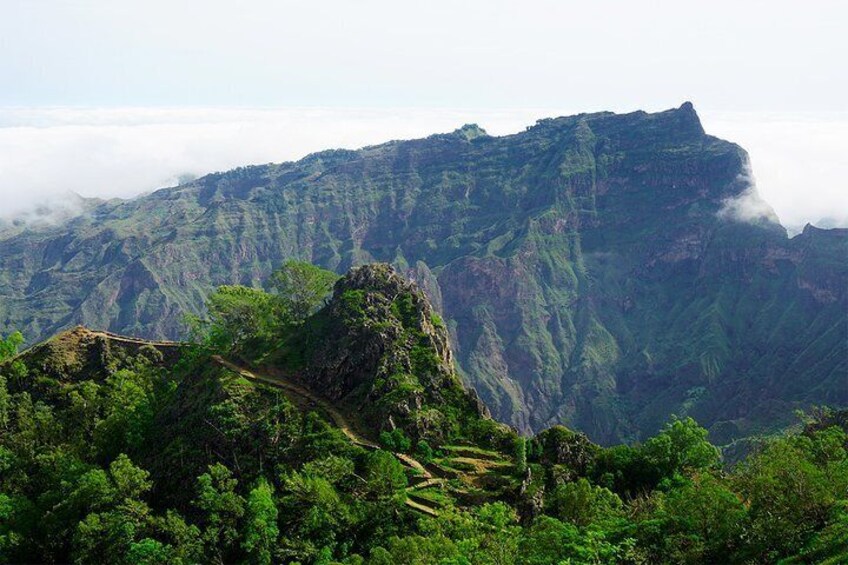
273,263,490,442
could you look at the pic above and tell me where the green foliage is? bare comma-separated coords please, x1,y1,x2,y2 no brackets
190,284,283,354
643,416,721,480
414,440,434,463
0,331,23,362
546,478,624,528
189,260,338,359
194,463,246,561
734,426,847,561
2,317,846,564
379,428,412,452
364,450,407,498
653,473,747,562
593,416,719,496
267,260,339,322
242,478,278,565
513,436,527,475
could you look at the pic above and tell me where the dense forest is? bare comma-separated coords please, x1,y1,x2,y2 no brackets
1,263,846,564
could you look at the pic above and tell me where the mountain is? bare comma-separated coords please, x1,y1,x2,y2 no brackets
0,103,845,444
2,268,847,564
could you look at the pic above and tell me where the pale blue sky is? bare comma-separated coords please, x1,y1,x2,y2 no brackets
0,1,845,229
3,0,844,111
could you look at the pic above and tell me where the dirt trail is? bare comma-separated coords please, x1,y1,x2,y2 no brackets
211,356,440,516
212,356,381,450
90,330,185,349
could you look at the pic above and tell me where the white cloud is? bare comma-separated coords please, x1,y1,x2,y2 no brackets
717,161,780,225
0,107,547,219
702,111,848,232
0,107,845,233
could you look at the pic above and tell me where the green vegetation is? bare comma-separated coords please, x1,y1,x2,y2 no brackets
267,260,339,323
3,283,847,564
0,105,845,448
3,330,846,564
186,261,338,356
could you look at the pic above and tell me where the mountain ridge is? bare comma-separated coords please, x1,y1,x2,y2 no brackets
0,102,845,444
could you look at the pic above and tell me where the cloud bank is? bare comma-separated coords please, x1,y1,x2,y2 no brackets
0,107,844,233
717,161,781,225
706,112,848,232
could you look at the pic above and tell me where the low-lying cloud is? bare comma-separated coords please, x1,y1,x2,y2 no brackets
0,107,845,234
706,112,848,233
717,161,781,225
0,107,546,219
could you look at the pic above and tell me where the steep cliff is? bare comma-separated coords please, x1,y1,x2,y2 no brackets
0,103,845,443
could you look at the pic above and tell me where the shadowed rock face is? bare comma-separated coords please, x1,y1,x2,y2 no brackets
0,103,845,444
272,263,490,443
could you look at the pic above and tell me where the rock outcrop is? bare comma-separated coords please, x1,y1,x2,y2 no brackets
273,263,490,442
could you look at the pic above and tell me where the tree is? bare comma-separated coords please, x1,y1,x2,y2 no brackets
643,416,720,483
519,515,629,565
658,473,747,562
71,455,156,564
0,332,23,362
736,432,840,560
364,450,407,499
415,440,434,464
242,478,278,565
126,538,170,565
194,463,246,562
546,478,624,528
476,503,520,565
0,332,28,392
379,428,411,452
94,370,154,459
192,285,283,354
279,469,349,556
267,260,338,323
514,436,527,475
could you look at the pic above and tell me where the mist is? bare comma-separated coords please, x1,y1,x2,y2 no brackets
0,106,845,233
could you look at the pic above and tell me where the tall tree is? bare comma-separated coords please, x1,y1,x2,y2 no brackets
242,478,278,565
267,260,338,322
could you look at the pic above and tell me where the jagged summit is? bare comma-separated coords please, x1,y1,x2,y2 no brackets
452,123,488,140
273,263,492,442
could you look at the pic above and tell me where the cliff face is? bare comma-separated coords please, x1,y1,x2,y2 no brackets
271,263,489,443
0,103,845,443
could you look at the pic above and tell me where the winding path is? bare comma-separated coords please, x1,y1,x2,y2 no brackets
12,328,442,516
210,356,440,516
212,356,380,449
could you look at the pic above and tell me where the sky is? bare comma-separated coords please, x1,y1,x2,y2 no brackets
1,0,845,231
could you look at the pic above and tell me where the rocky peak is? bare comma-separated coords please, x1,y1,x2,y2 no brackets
276,263,491,442
334,262,411,298
453,123,488,141
673,100,705,135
